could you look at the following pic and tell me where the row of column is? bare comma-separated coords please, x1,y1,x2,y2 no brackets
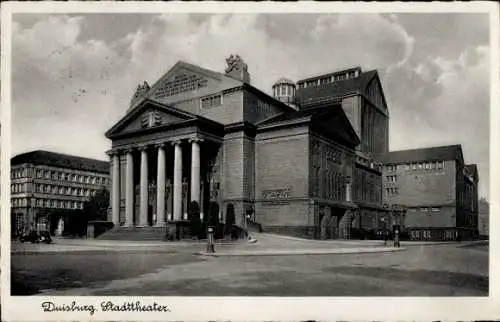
109,138,202,227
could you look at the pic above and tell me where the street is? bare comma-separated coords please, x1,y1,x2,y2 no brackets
11,241,488,296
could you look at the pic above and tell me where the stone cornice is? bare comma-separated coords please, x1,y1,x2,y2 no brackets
224,121,257,138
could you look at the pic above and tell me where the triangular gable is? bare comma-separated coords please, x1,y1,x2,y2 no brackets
144,60,243,106
364,72,389,111
106,99,197,138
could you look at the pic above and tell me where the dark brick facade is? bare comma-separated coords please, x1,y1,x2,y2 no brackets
106,60,393,240
380,145,479,241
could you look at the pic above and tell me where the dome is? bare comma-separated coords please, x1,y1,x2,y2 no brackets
273,77,295,86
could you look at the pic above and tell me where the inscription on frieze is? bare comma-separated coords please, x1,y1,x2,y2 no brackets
154,73,208,99
262,188,291,200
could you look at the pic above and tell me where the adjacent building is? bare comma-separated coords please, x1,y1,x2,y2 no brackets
478,197,489,238
11,150,109,236
380,145,479,240
103,55,392,239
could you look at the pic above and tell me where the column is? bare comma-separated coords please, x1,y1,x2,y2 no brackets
190,138,201,205
125,149,134,227
139,146,149,227
112,152,120,226
156,143,166,226
172,140,183,221
346,176,352,202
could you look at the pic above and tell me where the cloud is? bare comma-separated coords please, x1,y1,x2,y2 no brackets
11,13,490,198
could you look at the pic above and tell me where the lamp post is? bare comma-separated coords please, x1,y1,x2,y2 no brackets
206,226,215,253
381,217,386,246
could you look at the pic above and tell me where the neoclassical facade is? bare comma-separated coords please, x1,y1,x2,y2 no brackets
104,56,391,239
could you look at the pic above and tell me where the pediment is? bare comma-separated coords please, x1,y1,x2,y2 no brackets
147,61,243,105
106,100,196,138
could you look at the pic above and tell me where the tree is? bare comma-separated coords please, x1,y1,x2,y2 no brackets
66,187,110,236
83,187,110,222
224,203,235,237
208,201,220,227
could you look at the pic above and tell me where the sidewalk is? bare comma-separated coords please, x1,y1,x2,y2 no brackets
199,246,407,257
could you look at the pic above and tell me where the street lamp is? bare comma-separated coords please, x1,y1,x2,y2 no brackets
381,217,386,246
206,226,215,253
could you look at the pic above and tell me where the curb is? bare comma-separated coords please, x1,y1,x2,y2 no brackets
11,249,179,255
197,247,407,257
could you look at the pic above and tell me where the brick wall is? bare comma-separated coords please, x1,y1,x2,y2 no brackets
404,206,456,228
341,95,361,140
243,90,289,124
223,132,244,201
255,126,309,227
383,160,457,206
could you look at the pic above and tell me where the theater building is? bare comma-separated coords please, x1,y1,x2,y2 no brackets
104,55,391,239
380,145,479,240
11,150,109,236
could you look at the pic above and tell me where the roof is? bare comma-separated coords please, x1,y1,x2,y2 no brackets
258,104,360,148
258,105,330,126
379,145,464,165
297,66,362,84
295,70,378,107
273,77,295,85
11,150,109,174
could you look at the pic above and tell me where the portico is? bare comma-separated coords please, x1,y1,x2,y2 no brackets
107,138,207,227
105,99,224,229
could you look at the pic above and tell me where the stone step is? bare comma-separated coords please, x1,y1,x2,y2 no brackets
97,226,168,241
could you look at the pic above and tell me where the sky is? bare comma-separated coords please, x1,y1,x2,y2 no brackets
11,13,491,199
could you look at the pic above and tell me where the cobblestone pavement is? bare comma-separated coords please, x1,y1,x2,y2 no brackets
11,242,488,296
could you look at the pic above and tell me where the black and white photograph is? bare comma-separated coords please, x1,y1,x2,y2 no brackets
1,2,499,321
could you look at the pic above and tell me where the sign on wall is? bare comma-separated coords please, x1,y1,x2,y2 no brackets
262,188,291,200
154,73,208,99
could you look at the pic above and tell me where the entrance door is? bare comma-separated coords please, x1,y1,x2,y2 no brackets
148,205,153,226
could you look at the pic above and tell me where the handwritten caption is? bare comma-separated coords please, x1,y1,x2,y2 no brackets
41,301,171,316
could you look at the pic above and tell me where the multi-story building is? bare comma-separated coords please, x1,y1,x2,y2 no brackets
478,197,489,238
102,55,391,240
294,66,390,236
11,150,109,237
380,145,479,241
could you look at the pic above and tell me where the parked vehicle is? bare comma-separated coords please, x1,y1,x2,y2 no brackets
19,230,53,244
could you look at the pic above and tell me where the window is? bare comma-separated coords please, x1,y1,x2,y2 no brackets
201,94,223,110
36,170,42,178
431,207,440,212
405,164,410,171
418,163,423,170
437,161,444,169
421,207,429,212
44,171,50,179
412,164,417,171
425,163,431,169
